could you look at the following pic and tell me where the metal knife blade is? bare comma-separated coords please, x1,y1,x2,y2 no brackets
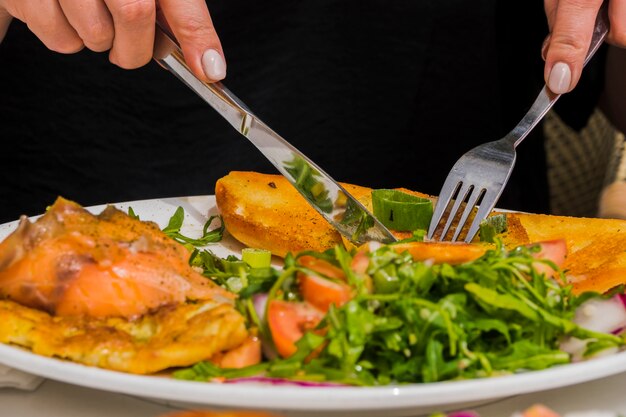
153,25,397,246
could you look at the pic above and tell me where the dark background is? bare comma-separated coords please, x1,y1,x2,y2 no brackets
0,1,604,223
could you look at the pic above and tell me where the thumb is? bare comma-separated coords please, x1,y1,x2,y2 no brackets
157,0,226,82
544,0,603,94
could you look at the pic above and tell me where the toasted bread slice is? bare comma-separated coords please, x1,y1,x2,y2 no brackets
503,213,626,294
215,171,431,257
216,171,626,295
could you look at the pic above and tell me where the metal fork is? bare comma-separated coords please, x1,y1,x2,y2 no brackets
427,3,609,243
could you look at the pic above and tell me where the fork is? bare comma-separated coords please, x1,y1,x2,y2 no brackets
427,3,609,243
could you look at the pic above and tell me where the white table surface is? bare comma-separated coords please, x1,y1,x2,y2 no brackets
2,372,626,417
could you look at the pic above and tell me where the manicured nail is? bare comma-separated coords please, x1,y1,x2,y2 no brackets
548,62,571,94
201,49,226,81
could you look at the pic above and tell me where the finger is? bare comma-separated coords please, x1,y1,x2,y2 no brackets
158,0,226,82
607,0,626,47
103,0,156,69
0,10,12,42
5,0,83,53
542,0,558,60
544,0,603,94
544,0,559,29
599,182,626,219
58,0,114,52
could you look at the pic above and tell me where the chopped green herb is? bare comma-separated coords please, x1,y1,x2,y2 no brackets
242,248,272,269
161,207,224,246
371,189,433,231
479,213,508,243
127,207,140,220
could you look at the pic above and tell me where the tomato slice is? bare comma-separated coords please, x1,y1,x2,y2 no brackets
267,300,324,358
212,334,262,369
528,239,567,277
298,255,345,279
299,274,353,311
350,250,370,275
391,241,487,264
297,255,352,311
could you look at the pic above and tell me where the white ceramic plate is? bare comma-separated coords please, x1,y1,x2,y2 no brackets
1,196,626,417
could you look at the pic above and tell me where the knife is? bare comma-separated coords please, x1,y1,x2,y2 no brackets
152,24,397,246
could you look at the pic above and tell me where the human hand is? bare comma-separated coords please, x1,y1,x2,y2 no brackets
599,181,626,219
543,0,625,94
0,0,226,82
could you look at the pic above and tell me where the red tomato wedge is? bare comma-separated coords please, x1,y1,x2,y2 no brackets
267,300,324,358
297,255,352,311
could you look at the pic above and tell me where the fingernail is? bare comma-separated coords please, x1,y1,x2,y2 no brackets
548,62,571,94
201,49,226,81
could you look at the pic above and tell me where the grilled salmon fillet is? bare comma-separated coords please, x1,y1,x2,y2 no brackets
0,197,248,373
216,171,626,295
0,197,234,318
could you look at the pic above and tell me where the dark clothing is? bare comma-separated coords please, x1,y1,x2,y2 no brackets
0,1,601,223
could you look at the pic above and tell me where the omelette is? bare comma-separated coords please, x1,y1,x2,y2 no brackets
216,171,626,295
0,197,248,374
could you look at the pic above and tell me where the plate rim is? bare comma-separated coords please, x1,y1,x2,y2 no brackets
1,195,625,413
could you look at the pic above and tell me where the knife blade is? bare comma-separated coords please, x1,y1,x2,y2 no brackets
152,24,397,246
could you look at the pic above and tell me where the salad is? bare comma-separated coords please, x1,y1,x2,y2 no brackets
159,207,626,386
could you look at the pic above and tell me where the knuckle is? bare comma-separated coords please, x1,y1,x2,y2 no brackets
33,20,60,39
175,16,215,42
549,32,588,58
114,0,155,25
84,21,114,51
28,22,84,54
565,0,590,10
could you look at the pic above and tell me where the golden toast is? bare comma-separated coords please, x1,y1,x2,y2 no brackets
216,171,626,294
215,171,430,258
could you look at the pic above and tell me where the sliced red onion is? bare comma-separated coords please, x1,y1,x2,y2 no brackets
223,376,346,387
251,293,278,360
252,293,269,321
573,295,626,334
365,241,383,252
447,412,481,417
560,295,626,361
